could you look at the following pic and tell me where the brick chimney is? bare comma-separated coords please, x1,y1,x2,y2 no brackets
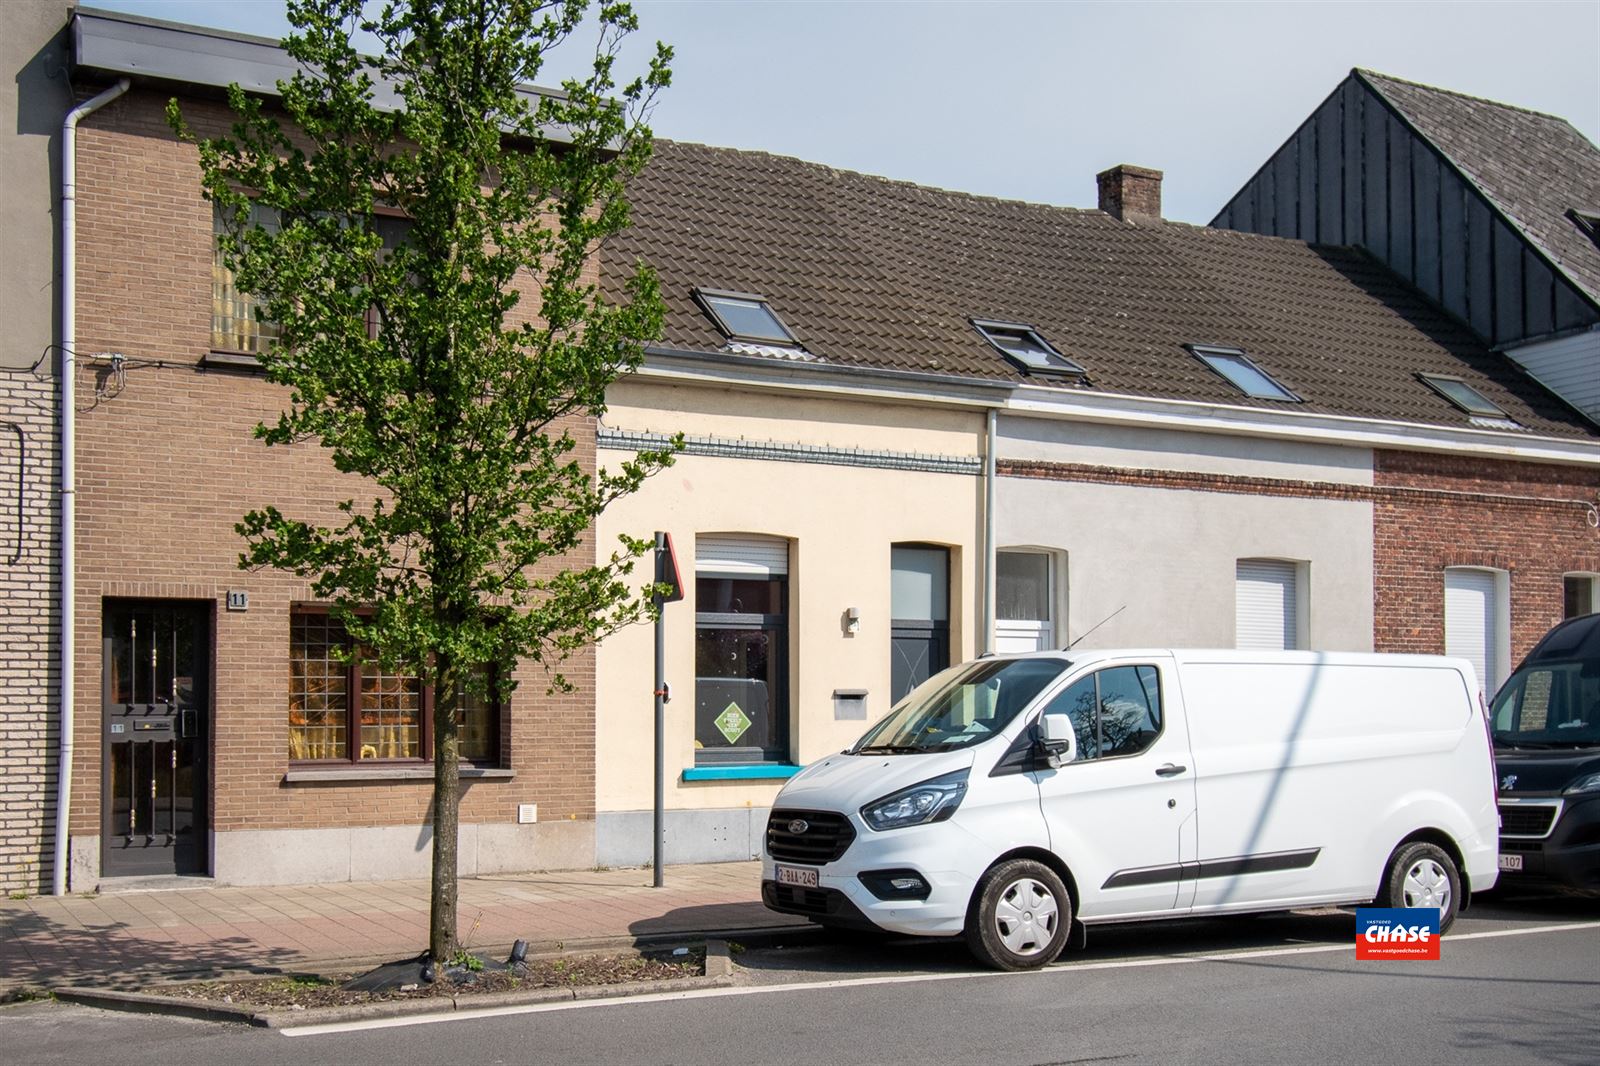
1096,164,1163,221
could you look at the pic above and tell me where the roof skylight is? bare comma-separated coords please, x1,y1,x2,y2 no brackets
1187,345,1299,401
1418,373,1511,419
693,288,799,346
972,320,1085,377
1567,208,1600,249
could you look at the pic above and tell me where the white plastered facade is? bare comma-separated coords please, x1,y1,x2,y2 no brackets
995,416,1375,652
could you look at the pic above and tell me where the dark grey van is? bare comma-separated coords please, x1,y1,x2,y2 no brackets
1491,612,1600,890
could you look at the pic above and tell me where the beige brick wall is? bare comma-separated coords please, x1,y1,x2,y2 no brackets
0,374,60,894
68,90,599,876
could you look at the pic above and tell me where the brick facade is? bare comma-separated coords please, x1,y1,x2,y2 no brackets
1373,450,1600,661
67,90,600,883
0,371,60,894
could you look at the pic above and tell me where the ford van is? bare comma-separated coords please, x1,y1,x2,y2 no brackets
762,650,1500,969
1491,612,1600,891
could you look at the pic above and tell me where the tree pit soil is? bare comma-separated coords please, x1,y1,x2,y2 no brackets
144,949,704,1010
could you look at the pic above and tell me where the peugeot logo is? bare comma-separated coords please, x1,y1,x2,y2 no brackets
1501,774,1518,792
787,819,810,835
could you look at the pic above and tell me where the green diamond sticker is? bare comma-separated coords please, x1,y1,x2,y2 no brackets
714,701,752,744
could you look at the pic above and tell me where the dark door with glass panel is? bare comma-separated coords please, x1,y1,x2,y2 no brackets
891,544,951,704
102,601,209,877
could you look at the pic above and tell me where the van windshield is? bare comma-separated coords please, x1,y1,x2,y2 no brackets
1491,660,1600,748
851,658,1068,754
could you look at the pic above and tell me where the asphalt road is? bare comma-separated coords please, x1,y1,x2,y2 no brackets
6,889,1597,1066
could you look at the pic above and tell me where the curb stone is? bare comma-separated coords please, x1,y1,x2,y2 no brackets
52,969,740,1029
52,987,262,1026
255,972,738,1028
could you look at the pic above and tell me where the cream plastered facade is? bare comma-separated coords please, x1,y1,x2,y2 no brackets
995,414,1375,652
594,378,986,824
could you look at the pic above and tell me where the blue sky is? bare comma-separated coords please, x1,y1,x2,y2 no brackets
87,0,1600,224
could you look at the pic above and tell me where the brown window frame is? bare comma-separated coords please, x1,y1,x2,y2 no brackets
288,607,503,769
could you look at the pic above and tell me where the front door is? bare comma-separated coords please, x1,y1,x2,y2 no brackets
890,544,951,703
102,601,209,877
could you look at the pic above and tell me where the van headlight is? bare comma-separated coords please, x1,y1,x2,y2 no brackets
1564,773,1600,795
860,769,970,831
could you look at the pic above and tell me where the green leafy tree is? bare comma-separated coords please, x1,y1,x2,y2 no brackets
169,0,673,963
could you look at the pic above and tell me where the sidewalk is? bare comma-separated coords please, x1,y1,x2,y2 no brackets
0,861,810,992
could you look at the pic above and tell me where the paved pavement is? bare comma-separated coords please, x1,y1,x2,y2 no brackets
0,861,806,991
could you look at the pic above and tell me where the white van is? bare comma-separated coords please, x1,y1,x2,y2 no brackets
762,650,1500,970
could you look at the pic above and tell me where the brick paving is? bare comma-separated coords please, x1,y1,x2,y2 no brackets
0,861,807,991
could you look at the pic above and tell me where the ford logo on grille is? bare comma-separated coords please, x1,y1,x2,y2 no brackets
787,819,810,835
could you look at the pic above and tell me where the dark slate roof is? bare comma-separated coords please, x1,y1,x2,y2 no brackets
604,141,1599,441
1359,69,1600,309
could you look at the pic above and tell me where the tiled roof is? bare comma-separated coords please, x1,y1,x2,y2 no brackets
605,141,1599,441
1359,69,1600,310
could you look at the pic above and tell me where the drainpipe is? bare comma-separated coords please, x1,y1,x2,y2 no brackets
982,407,997,655
55,78,130,897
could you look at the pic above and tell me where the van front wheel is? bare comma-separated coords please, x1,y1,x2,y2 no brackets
965,859,1071,971
1376,841,1461,933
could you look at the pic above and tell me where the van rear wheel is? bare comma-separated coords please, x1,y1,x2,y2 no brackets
965,859,1071,971
1376,841,1461,933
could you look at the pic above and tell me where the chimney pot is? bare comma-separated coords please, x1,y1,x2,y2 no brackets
1097,164,1163,221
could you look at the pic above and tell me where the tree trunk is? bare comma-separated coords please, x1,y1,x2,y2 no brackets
429,654,461,964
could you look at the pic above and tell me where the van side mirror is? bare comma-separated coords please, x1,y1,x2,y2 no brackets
1038,713,1076,769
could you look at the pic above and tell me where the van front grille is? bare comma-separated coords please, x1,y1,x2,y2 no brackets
766,809,855,864
1499,802,1560,838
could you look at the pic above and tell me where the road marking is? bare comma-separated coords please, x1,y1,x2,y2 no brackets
280,918,1600,1038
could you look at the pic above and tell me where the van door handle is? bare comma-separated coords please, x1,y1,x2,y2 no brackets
1155,763,1188,778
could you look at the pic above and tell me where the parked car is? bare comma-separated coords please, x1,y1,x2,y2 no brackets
763,650,1499,970
1490,612,1600,892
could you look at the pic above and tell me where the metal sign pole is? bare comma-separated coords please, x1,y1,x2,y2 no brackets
652,532,666,888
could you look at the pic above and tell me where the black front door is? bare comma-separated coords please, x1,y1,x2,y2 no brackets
890,544,951,703
102,601,209,877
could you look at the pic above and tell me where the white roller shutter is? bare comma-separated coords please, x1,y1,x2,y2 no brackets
1445,568,1501,696
1236,560,1299,650
695,534,788,577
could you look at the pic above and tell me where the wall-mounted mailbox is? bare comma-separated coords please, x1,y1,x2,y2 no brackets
833,689,868,721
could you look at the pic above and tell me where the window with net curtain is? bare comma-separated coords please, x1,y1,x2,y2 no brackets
212,206,412,354
288,612,499,764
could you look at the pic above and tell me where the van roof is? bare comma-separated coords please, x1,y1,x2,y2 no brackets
998,648,1477,672
1521,612,1600,666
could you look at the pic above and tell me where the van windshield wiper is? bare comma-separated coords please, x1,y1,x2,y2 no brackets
852,744,924,755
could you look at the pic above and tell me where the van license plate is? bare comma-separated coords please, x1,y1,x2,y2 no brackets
1498,854,1523,872
776,864,819,888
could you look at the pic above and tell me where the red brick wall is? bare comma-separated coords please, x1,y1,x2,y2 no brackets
69,90,598,839
1373,450,1600,661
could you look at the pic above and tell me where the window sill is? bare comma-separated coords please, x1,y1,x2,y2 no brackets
283,766,514,784
681,764,801,782
202,350,265,371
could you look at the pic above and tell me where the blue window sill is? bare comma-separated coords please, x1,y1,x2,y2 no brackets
682,764,801,782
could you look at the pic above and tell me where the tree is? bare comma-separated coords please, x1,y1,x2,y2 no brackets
170,0,674,963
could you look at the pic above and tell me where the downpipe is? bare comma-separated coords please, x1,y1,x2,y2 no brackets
55,78,130,896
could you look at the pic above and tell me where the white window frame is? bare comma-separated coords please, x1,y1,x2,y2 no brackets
994,548,1065,653
1564,572,1600,619
1235,558,1308,651
1444,566,1511,698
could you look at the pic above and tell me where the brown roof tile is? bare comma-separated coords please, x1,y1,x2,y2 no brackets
605,141,1599,441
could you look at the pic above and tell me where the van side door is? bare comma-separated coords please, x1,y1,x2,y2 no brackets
1035,660,1198,920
